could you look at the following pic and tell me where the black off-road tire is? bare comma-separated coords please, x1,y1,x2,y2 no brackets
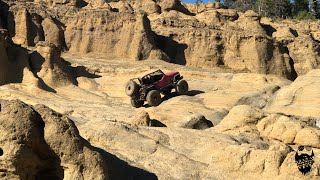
162,89,172,96
176,80,188,95
125,80,139,96
146,90,162,107
131,99,144,108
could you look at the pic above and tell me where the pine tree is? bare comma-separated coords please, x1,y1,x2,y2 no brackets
231,0,255,12
294,0,309,14
309,0,319,17
255,0,291,18
224,0,235,8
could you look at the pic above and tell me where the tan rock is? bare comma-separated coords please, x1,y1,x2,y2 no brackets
288,36,320,76
272,27,296,43
0,100,108,179
257,114,303,144
294,128,320,148
11,8,29,45
178,113,213,130
266,69,320,117
42,18,65,48
29,43,76,88
64,11,161,60
129,110,151,126
214,105,265,133
108,1,134,13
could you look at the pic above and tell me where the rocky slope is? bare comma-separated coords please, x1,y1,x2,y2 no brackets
0,0,319,79
0,0,320,179
1,56,319,179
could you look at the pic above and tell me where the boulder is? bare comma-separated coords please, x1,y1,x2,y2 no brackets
214,105,266,133
266,69,320,117
129,110,151,127
0,100,108,179
178,113,213,130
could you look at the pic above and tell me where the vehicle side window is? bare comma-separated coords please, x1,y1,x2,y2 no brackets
141,75,153,84
150,71,164,82
153,74,163,82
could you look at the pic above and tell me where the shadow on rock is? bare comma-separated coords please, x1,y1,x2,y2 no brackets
92,146,158,180
186,90,205,96
69,64,102,79
162,90,205,102
154,34,188,65
141,90,204,108
150,119,167,127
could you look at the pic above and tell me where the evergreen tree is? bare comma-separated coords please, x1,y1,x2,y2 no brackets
294,0,309,14
231,0,255,12
224,0,235,8
309,0,319,17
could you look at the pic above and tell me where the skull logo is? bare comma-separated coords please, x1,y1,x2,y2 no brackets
295,145,315,175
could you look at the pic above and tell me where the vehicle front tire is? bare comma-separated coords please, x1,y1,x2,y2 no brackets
146,90,162,107
131,99,144,108
176,80,188,95
125,80,139,96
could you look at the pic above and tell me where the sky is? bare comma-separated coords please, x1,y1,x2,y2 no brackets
182,0,215,3
182,0,295,3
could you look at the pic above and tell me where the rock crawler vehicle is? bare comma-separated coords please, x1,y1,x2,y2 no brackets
125,69,188,108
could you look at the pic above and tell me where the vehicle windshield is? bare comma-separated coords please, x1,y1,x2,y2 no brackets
141,70,164,84
148,70,164,77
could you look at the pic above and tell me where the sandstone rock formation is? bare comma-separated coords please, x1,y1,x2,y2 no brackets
64,11,160,60
266,69,320,117
29,42,77,88
0,100,108,179
80,105,320,179
0,51,319,179
0,30,76,90
178,113,213,129
1,0,319,79
1,0,320,179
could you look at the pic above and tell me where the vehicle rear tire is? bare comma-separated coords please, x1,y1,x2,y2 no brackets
176,80,188,95
162,89,172,96
125,80,139,96
146,90,162,107
131,99,144,108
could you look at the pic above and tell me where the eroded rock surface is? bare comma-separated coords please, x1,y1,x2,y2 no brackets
0,100,108,180
1,0,320,179
0,0,319,79
266,69,320,117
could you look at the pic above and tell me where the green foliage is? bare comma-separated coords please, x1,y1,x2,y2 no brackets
255,0,292,18
295,10,317,19
293,0,309,14
221,0,319,20
224,0,235,8
231,0,255,12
